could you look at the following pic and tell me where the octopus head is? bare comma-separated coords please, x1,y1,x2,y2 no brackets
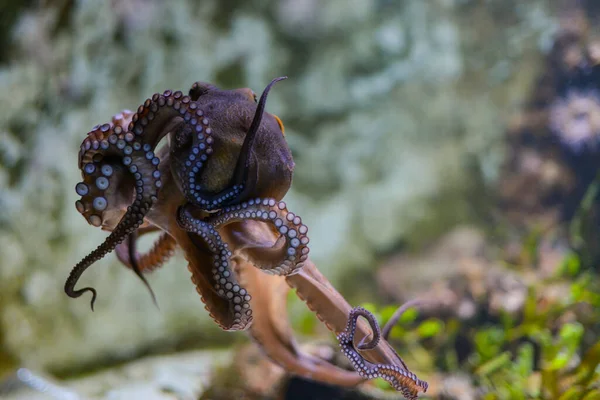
169,77,294,211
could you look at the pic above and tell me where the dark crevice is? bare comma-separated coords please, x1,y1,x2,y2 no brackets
284,377,372,400
0,0,35,64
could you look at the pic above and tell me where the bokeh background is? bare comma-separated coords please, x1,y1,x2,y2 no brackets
1,0,599,399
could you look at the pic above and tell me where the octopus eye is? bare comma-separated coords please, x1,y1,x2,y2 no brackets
189,82,218,101
253,93,258,103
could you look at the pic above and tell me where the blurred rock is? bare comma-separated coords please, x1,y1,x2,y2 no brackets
435,374,478,400
0,0,558,374
377,226,528,320
202,341,400,400
498,0,600,234
0,350,231,400
376,224,575,326
377,226,489,318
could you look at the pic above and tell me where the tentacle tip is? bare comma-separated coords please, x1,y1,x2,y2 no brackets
89,289,97,312
150,292,160,310
261,77,287,97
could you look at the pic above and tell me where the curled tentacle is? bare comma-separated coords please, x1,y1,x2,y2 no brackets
75,110,136,229
337,307,428,400
217,221,365,386
152,156,246,331
176,204,253,330
228,222,423,391
207,198,309,275
78,109,135,168
354,309,381,351
129,90,201,150
131,88,216,214
237,258,366,387
381,299,422,342
69,90,217,309
67,127,162,309
285,262,427,394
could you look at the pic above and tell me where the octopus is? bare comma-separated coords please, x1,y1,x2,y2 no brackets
64,77,428,399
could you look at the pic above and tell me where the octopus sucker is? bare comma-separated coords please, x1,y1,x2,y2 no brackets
77,156,128,226
176,204,253,330
178,226,253,331
128,93,195,151
65,77,427,398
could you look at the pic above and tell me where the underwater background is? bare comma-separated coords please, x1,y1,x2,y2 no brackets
0,0,599,399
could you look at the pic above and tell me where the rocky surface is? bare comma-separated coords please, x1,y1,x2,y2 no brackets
0,0,559,375
0,350,231,400
376,225,571,321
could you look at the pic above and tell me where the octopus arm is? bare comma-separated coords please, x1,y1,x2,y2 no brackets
115,229,177,273
68,89,215,309
67,122,163,310
286,262,428,398
223,220,427,396
236,258,365,387
206,198,309,275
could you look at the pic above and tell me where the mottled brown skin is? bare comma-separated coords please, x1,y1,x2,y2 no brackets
65,78,427,398
184,81,293,200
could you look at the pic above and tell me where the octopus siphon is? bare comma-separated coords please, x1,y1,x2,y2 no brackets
65,77,428,399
